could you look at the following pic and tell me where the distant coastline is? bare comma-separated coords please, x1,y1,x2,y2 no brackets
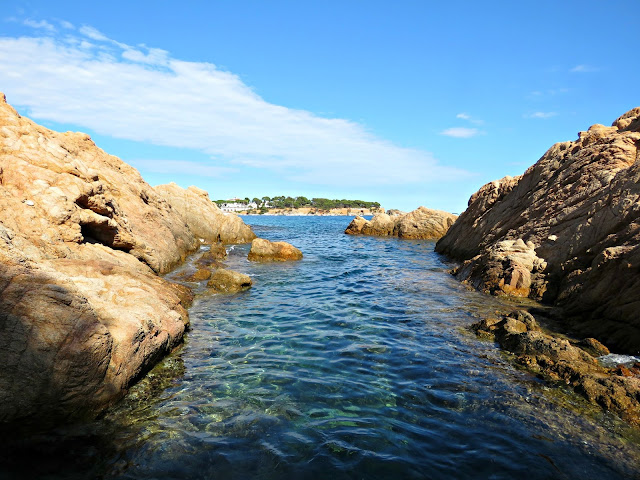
238,206,383,216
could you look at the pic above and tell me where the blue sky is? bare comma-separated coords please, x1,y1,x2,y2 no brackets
1,1,638,212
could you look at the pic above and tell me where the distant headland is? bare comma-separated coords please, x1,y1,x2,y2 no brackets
214,196,383,216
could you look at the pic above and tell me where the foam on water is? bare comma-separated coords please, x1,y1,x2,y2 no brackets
599,354,640,368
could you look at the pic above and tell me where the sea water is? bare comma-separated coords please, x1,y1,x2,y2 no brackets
3,216,640,479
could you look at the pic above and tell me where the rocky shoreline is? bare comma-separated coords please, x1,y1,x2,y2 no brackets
240,206,384,216
3,87,640,434
472,310,640,426
0,93,268,433
436,107,640,355
435,107,640,423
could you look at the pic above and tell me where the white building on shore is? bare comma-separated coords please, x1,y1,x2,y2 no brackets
219,198,258,213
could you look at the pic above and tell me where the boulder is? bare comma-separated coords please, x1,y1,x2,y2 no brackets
345,207,457,239
179,268,212,282
247,238,303,262
394,206,458,239
437,107,640,353
0,93,243,432
207,268,252,293
362,212,396,236
154,183,256,244
344,216,368,235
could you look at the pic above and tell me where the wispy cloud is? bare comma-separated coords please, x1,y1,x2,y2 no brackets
456,112,483,125
528,88,568,98
440,127,480,138
23,19,56,32
570,64,598,73
130,159,235,178
525,111,557,119
0,22,468,187
77,25,109,41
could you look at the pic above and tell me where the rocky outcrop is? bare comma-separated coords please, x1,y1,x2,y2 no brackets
436,108,640,353
386,209,406,216
154,183,256,244
0,93,253,431
345,207,457,239
247,238,303,262
348,212,397,236
207,268,253,293
473,311,640,425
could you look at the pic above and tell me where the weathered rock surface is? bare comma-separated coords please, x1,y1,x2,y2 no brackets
344,215,369,235
247,238,303,262
436,107,640,353
207,268,253,293
0,94,252,431
154,183,256,244
345,207,457,239
473,311,640,425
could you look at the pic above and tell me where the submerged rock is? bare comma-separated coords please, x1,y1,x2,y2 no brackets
0,93,253,432
181,268,213,282
437,107,640,354
345,207,457,240
473,311,640,426
207,268,252,293
247,238,303,262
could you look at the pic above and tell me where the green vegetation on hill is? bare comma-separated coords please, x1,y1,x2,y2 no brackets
214,196,380,210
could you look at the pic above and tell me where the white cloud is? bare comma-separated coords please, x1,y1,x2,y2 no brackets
440,127,480,138
130,159,235,178
60,20,75,30
122,47,169,66
78,25,109,41
23,19,56,32
525,111,557,119
0,28,468,187
570,64,598,73
456,112,483,125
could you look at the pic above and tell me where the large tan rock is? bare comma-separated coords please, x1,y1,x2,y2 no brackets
247,238,303,262
436,107,640,353
362,212,396,236
0,93,227,431
345,207,457,239
207,268,253,293
154,183,256,244
394,206,458,239
344,215,368,235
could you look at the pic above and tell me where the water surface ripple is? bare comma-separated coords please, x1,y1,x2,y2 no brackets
9,216,640,479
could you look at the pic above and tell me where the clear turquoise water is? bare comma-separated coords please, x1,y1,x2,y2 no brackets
3,216,640,479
